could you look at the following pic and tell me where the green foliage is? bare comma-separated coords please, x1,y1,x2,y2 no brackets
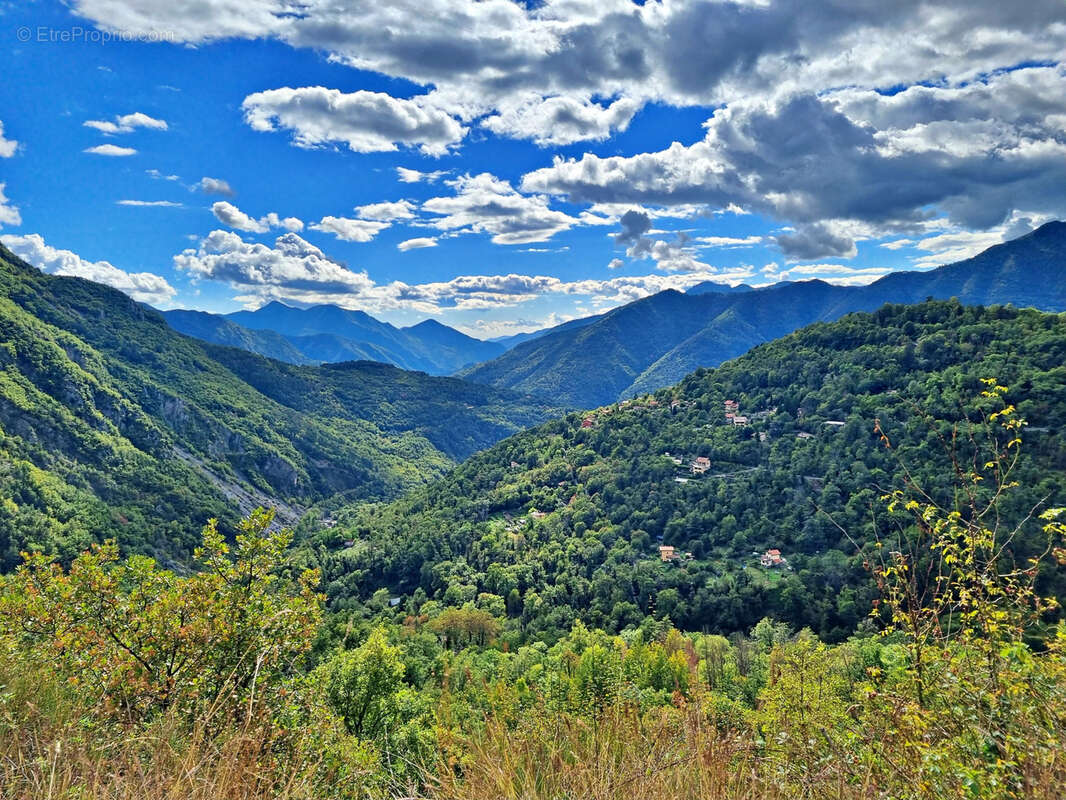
318,628,406,740
0,508,322,719
0,243,563,565
315,301,1066,642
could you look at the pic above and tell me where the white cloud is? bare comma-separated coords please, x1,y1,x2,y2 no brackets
421,173,581,245
523,66,1066,247
211,201,302,233
396,167,447,183
0,121,17,158
174,230,377,299
310,216,390,243
626,236,712,273
262,213,305,232
242,86,466,155
694,235,763,248
907,213,1052,268
355,199,416,222
67,0,1066,150
879,238,914,251
84,144,138,156
196,176,234,196
84,112,168,134
482,94,640,146
397,237,438,252
0,184,21,228
3,233,176,304
146,169,180,181
64,0,1066,268
607,258,624,270
117,199,183,207
776,264,893,284
173,228,755,314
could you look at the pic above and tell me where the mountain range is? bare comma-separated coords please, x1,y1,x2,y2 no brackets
0,243,562,567
164,301,506,374
458,221,1066,407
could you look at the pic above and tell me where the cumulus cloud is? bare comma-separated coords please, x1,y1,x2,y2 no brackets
173,228,754,313
626,236,712,273
64,1,1066,266
524,66,1066,239
84,144,138,156
774,223,858,261
67,0,1066,149
242,87,466,155
3,233,176,304
84,112,167,135
0,121,17,158
197,176,235,196
355,200,416,222
0,184,21,228
174,230,374,298
310,216,390,243
396,167,447,183
397,237,438,252
611,212,710,272
211,201,302,233
613,210,652,245
482,94,640,146
421,173,581,245
607,258,624,270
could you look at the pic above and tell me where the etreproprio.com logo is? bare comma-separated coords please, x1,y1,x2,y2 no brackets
16,26,177,44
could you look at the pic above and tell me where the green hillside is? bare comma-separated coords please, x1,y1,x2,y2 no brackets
0,245,563,567
311,301,1066,641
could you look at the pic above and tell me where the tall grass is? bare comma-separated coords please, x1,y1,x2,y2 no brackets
432,698,783,800
0,655,360,800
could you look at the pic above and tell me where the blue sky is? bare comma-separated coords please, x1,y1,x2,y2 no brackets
1,0,1064,338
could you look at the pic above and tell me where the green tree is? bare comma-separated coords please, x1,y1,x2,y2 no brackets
0,508,321,720
316,627,406,741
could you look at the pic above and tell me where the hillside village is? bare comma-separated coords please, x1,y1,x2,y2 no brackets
460,391,846,576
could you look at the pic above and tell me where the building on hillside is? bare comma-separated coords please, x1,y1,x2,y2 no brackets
724,399,739,412
581,417,594,428
824,420,846,427
797,432,815,440
659,545,678,562
691,456,711,474
732,415,749,426
760,548,786,568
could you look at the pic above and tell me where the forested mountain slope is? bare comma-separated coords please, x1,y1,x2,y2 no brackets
460,221,1066,407
311,301,1066,641
0,244,562,567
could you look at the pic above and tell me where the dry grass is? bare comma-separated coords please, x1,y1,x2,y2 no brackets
0,659,360,800
431,700,787,800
